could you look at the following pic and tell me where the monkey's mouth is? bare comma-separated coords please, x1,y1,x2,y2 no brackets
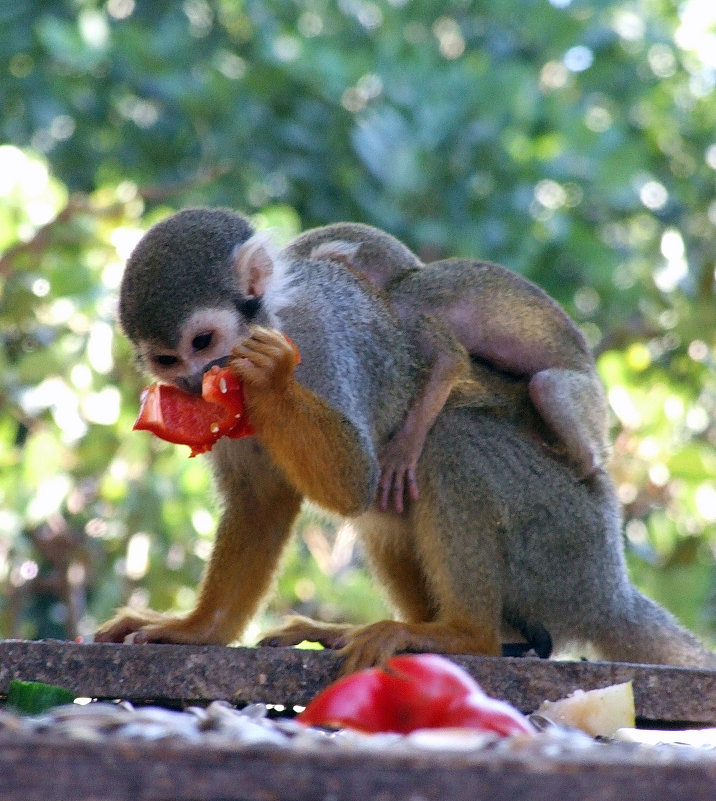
176,356,232,395
205,355,231,371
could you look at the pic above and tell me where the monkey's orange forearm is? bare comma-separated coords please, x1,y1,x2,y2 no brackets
231,327,378,516
95,443,302,647
248,379,376,516
184,468,303,644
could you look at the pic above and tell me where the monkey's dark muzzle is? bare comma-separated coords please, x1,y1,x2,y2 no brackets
176,356,232,395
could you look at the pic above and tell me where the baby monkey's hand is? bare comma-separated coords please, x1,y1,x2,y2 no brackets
378,439,421,514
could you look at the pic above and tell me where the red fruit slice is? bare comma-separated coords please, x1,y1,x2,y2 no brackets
133,335,299,455
297,653,535,736
133,367,254,457
437,691,535,736
201,365,256,440
385,653,484,699
295,668,396,733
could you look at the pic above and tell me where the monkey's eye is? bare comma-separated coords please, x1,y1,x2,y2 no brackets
155,354,179,367
192,332,213,351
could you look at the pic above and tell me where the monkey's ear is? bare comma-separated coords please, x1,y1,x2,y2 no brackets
310,240,362,268
232,231,277,298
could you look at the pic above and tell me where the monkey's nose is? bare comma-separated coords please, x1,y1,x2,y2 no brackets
175,373,204,395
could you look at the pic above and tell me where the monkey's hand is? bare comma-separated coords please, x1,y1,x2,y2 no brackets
94,607,233,645
231,326,297,407
378,434,422,514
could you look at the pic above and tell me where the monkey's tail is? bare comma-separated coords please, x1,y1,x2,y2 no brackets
593,589,716,669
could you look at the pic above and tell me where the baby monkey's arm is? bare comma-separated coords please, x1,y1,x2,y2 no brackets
378,316,470,513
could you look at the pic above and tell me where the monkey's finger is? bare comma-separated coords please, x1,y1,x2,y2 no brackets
244,326,295,358
233,332,282,361
245,325,286,346
406,469,420,502
231,345,274,370
241,341,286,362
94,608,171,643
232,343,290,379
378,470,395,512
392,474,406,515
94,620,141,643
233,338,294,373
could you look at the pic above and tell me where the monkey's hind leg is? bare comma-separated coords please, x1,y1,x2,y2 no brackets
260,512,447,668
528,368,608,479
344,509,502,672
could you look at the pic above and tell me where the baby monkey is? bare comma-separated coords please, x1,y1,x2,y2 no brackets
303,226,609,512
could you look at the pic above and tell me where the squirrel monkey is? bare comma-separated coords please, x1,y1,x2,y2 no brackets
293,224,608,512
96,208,716,675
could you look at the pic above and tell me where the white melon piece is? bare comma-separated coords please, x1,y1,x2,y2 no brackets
537,681,635,737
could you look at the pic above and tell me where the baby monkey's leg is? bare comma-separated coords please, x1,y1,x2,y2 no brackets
528,368,608,479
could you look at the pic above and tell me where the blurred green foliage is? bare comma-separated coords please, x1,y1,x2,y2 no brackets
0,0,714,646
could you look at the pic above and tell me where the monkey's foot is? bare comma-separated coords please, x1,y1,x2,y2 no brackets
94,606,231,645
334,619,501,675
258,615,355,650
260,616,503,674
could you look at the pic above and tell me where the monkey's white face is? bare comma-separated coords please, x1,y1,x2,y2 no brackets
138,307,247,394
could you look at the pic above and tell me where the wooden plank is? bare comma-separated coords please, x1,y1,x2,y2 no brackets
1,639,715,725
450,653,716,726
2,640,716,801
0,732,715,801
